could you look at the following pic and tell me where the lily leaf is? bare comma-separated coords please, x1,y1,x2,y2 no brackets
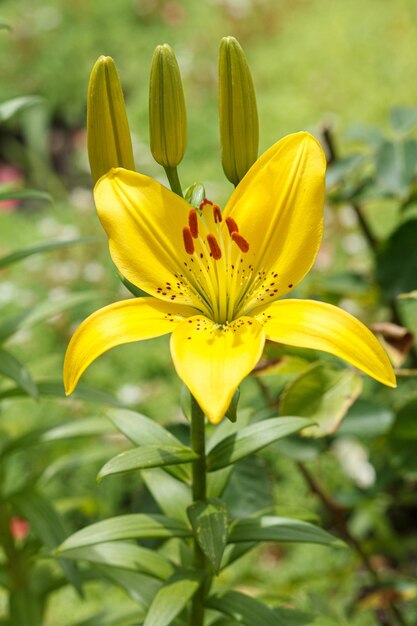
187,498,228,574
143,569,201,626
228,516,341,547
0,237,95,268
0,348,37,397
279,363,362,437
59,541,173,580
57,514,191,552
206,417,311,471
97,444,198,482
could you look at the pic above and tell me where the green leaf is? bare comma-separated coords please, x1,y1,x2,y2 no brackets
0,187,51,203
98,565,161,608
108,408,190,482
41,417,116,442
374,139,417,196
391,106,417,135
0,380,125,407
0,291,99,343
143,569,201,626
11,490,83,594
207,590,278,626
59,541,173,580
376,219,417,299
0,95,43,122
141,468,192,523
222,456,274,519
98,444,198,482
337,399,394,438
228,516,340,547
0,237,95,268
0,348,37,397
187,498,228,574
206,417,311,471
57,514,191,552
279,363,362,438
71,609,144,626
225,388,240,423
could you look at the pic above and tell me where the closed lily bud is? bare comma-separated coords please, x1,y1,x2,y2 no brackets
218,36,259,186
149,44,187,168
87,56,135,183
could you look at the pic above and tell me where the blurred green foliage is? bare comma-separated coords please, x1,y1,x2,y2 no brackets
1,1,417,625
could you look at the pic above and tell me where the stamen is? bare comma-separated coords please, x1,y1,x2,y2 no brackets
231,232,249,253
188,209,199,238
226,216,239,235
213,204,222,223
183,227,195,255
199,198,213,211
207,234,222,260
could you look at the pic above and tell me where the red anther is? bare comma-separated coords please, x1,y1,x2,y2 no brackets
183,227,195,255
188,209,199,238
226,216,239,235
207,234,222,260
213,204,222,223
199,198,213,211
231,232,249,253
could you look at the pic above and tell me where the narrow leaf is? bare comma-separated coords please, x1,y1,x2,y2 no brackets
0,187,51,202
0,348,37,397
98,565,161,609
41,417,115,442
143,570,201,626
59,541,173,580
187,498,228,574
0,380,125,407
207,417,311,471
228,516,340,547
142,468,191,523
108,408,190,482
207,591,278,626
57,514,191,552
98,444,198,482
0,96,43,122
0,237,96,268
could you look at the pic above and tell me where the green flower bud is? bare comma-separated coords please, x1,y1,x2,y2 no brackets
184,182,206,209
218,36,259,186
87,56,135,183
149,44,187,168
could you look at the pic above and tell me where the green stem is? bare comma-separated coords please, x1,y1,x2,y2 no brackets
190,395,207,626
164,166,183,197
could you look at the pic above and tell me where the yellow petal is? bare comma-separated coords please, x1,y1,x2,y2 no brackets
253,299,396,388
94,168,212,313
64,297,198,395
170,315,265,424
224,132,326,311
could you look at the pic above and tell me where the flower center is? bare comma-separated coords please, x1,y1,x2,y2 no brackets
181,199,250,323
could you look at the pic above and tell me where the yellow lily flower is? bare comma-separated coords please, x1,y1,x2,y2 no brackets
64,132,395,424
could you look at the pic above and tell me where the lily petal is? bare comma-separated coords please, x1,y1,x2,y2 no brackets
170,316,265,423
64,297,198,395
252,299,396,388
224,132,326,312
94,168,209,313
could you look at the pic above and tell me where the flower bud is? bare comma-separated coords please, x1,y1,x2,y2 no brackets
149,44,187,168
218,36,259,186
87,56,135,183
184,182,206,209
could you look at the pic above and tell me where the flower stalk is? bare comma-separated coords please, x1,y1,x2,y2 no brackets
190,395,208,626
